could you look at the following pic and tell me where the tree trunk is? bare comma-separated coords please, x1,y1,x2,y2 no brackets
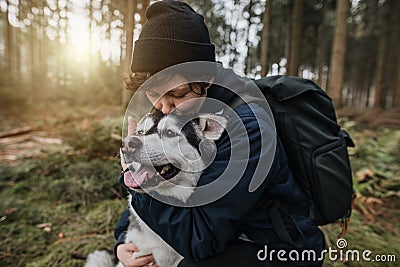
260,0,271,77
37,0,47,95
287,0,304,76
88,0,96,82
15,11,21,86
140,0,150,27
29,27,37,104
315,22,325,86
284,16,292,75
122,0,136,106
394,65,400,107
373,0,392,109
364,0,378,108
365,82,372,108
228,10,240,67
6,0,15,85
393,28,400,107
244,0,254,75
327,0,349,107
0,8,6,79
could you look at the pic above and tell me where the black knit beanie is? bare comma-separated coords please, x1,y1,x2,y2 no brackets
131,0,216,73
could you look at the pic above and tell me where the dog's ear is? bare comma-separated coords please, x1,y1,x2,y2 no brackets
199,114,228,140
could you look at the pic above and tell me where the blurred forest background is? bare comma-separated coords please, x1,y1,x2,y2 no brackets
0,0,399,266
1,0,400,108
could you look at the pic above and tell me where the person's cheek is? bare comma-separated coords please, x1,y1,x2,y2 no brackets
175,97,204,114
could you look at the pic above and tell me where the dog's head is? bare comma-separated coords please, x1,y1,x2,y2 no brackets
121,110,227,202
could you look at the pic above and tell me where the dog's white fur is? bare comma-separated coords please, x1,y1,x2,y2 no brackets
84,112,227,267
122,194,182,267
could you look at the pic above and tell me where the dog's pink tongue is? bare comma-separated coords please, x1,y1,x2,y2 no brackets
124,166,157,188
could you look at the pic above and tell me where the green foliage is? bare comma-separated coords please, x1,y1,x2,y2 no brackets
66,117,122,159
350,128,400,198
0,115,130,266
0,142,125,266
322,206,400,267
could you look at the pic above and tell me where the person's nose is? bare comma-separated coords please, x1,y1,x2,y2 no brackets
155,96,175,114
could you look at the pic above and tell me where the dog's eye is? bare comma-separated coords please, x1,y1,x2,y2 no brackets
163,129,179,138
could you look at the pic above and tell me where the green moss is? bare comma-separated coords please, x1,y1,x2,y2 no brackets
0,150,126,266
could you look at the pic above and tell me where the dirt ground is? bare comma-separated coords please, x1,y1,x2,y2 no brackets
0,103,123,165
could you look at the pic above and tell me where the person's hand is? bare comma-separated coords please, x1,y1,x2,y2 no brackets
117,243,158,267
121,116,137,170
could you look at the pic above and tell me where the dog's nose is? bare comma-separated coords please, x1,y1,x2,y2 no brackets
125,136,142,149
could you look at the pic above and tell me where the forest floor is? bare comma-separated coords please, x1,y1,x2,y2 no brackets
0,103,399,267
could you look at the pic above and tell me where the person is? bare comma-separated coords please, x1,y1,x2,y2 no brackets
115,1,325,267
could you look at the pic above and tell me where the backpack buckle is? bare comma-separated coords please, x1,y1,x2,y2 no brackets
338,193,357,238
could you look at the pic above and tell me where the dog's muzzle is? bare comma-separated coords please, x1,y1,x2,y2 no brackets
124,163,181,189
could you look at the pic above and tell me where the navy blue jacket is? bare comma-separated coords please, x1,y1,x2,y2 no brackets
115,71,324,265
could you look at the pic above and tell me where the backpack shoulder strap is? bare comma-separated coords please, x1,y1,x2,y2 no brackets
268,201,305,248
227,81,270,110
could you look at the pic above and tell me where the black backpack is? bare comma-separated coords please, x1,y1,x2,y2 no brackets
230,75,355,241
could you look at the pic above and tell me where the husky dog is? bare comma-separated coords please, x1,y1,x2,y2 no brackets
85,110,227,267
